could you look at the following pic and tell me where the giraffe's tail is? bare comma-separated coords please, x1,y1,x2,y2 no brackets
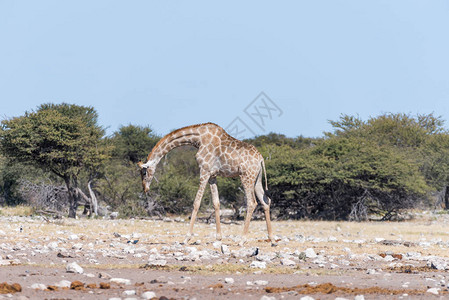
261,159,271,205
261,159,268,191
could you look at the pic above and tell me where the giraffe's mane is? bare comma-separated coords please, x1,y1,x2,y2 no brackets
146,122,223,162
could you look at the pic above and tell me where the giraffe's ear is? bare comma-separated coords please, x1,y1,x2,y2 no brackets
137,161,144,169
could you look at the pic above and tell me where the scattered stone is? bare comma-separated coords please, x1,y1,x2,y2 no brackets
354,295,365,300
141,291,157,299
254,280,268,286
147,259,167,267
281,258,296,266
300,296,315,300
0,282,22,294
305,248,317,258
249,247,259,257
428,259,448,270
70,280,84,290
225,278,235,284
221,244,230,255
260,296,276,300
212,241,222,248
47,241,59,250
123,290,136,296
99,272,112,279
66,262,84,274
30,283,46,290
427,288,439,295
100,282,110,289
68,234,79,240
72,243,83,250
110,278,131,285
250,261,266,269
54,280,71,288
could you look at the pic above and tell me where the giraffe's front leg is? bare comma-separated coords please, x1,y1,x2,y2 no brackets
183,175,209,244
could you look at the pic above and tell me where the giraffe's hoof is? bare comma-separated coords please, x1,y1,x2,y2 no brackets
183,235,192,245
215,234,222,241
238,238,247,247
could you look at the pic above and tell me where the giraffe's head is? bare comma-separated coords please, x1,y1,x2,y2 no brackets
138,161,154,193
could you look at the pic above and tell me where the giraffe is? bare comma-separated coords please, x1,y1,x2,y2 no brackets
138,122,274,245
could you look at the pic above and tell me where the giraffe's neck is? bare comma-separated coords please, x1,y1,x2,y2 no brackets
143,127,201,168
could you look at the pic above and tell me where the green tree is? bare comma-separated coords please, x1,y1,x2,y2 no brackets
111,125,159,163
0,103,108,217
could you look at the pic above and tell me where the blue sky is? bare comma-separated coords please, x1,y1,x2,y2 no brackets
1,1,448,139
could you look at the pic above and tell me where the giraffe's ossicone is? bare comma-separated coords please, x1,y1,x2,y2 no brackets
138,122,274,245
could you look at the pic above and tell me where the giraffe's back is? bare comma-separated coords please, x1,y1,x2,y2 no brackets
194,123,263,178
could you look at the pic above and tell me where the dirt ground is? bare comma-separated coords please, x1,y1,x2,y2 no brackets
1,211,449,299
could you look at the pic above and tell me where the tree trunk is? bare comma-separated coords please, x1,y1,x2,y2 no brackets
87,180,98,216
64,177,79,218
444,185,449,210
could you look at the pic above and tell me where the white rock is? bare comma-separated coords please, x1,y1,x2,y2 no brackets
354,295,365,300
54,280,71,288
281,258,296,266
66,262,84,274
72,243,83,250
212,241,222,248
30,283,47,290
141,291,157,299
68,234,79,240
427,288,439,295
383,255,395,262
224,277,234,284
305,248,317,258
110,277,131,285
221,244,230,255
47,241,59,250
250,261,266,269
147,259,167,267
254,280,268,286
428,259,448,270
260,296,276,300
406,252,422,259
300,296,315,300
123,290,136,296
328,236,338,242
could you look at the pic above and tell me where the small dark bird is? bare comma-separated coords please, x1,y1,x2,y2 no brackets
249,247,259,257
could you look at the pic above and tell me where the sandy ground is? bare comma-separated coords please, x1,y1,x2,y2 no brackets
1,211,449,299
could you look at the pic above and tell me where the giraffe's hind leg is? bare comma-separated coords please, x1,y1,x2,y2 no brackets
255,173,275,245
240,176,257,246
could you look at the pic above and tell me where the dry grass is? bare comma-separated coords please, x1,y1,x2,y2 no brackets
0,205,35,216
